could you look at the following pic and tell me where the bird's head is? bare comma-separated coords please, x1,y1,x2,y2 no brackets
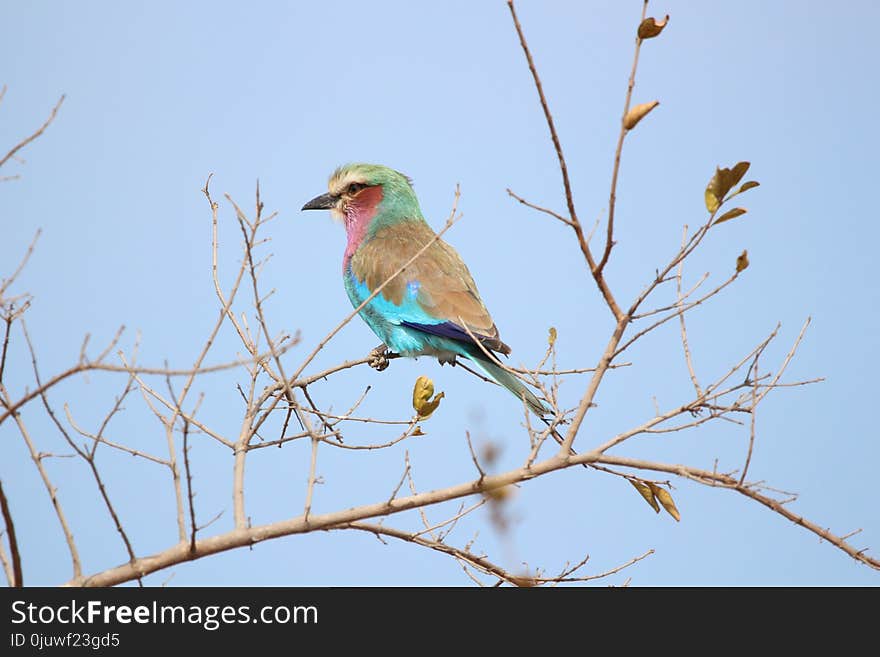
301,163,422,231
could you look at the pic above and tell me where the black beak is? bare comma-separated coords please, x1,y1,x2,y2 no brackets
301,193,338,211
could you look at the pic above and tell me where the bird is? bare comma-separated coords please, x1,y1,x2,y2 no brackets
302,163,547,417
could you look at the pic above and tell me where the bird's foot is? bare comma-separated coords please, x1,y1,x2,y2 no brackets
368,345,394,372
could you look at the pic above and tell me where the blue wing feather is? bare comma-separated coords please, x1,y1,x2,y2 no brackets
400,320,506,356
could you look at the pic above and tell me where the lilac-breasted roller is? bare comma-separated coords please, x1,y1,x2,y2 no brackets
302,163,547,416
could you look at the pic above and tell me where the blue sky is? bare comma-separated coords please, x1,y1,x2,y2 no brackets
1,1,878,586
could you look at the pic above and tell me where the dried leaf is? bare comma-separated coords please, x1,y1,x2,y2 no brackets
412,375,445,419
704,183,721,213
412,426,425,436
739,180,760,193
548,326,557,346
650,484,681,522
705,162,751,213
728,161,750,189
736,250,749,273
715,207,747,225
623,100,660,130
630,479,660,513
638,15,669,39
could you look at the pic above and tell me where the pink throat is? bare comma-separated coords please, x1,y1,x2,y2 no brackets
343,186,383,265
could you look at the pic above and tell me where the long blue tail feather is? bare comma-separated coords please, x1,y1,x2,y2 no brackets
462,349,549,417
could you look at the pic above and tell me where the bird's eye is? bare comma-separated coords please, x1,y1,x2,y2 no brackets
347,182,365,195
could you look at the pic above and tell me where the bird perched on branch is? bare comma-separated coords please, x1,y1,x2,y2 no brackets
302,163,547,416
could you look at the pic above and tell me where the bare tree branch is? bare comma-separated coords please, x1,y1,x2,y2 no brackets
61,432,879,587
507,0,622,320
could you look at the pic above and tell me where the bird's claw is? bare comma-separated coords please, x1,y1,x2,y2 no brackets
368,345,392,372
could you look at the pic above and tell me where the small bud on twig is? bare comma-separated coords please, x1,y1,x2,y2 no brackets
638,15,669,39
412,375,444,419
623,100,660,130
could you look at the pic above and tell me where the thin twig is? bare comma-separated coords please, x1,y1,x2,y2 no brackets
412,500,487,540
346,521,528,586
754,317,812,405
0,326,129,426
509,362,631,376
0,480,23,587
120,365,233,448
506,188,574,227
465,431,486,480
0,315,12,388
0,229,41,298
539,549,654,584
596,0,650,275
615,272,739,358
183,419,198,554
303,436,321,522
64,407,169,465
4,398,81,578
0,95,65,170
740,354,759,485
676,226,703,396
0,350,295,426
0,531,13,586
291,352,401,389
